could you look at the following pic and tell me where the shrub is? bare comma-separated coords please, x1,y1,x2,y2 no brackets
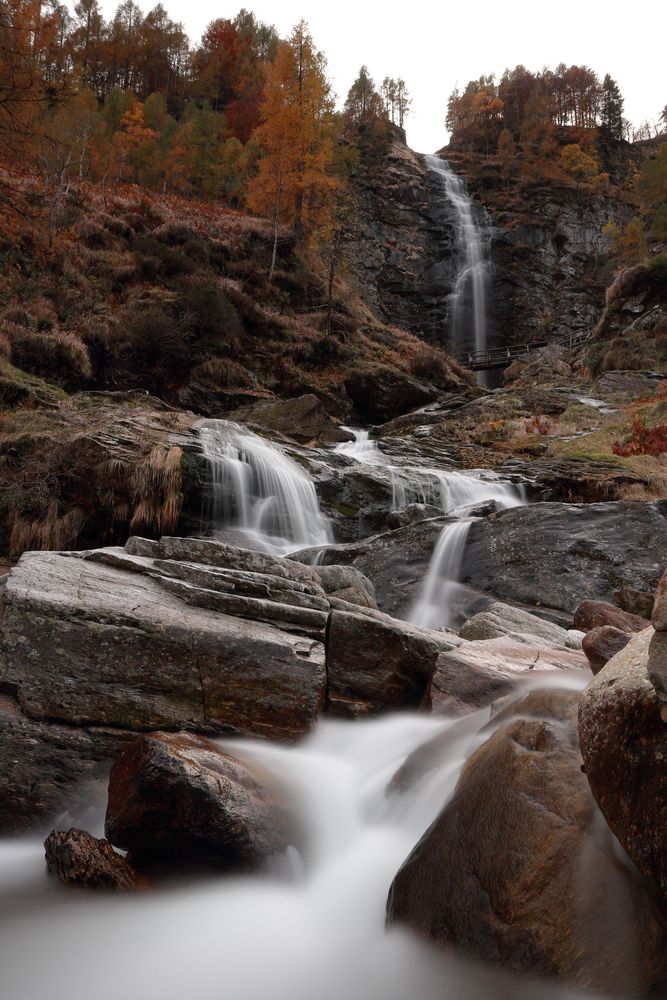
410,346,448,382
4,324,92,384
133,236,194,281
176,274,243,353
123,301,188,395
613,417,667,457
194,358,259,388
525,414,552,435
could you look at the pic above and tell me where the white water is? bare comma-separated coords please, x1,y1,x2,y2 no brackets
0,703,595,1000
336,429,524,517
198,419,332,554
424,154,491,359
410,519,474,629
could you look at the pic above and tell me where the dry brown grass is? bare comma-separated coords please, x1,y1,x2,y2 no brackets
9,503,85,559
130,445,183,535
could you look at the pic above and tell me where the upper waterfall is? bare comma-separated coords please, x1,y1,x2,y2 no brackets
197,420,332,555
424,154,491,361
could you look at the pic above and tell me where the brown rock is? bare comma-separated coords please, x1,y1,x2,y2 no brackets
388,689,667,995
45,828,139,890
613,586,655,621
574,599,650,634
582,625,632,675
579,628,667,904
652,568,667,631
431,637,587,717
105,732,294,871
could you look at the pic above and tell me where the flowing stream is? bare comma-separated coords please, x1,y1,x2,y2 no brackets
424,154,491,360
0,694,592,1000
198,419,332,554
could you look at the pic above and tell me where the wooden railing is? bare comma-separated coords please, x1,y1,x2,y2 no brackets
456,330,592,371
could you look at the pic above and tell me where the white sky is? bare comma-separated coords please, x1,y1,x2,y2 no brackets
99,0,665,152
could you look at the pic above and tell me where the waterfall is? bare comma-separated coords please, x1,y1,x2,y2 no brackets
424,154,490,359
334,428,385,465
197,420,332,555
409,520,473,630
0,691,592,1000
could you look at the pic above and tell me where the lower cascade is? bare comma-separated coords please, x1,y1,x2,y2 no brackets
0,701,592,1000
198,419,332,554
409,520,474,629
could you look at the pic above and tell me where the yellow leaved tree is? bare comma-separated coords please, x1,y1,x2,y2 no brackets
247,20,337,279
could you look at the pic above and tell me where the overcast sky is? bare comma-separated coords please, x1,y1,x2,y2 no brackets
100,0,664,152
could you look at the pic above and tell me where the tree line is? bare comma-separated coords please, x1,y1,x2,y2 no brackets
446,64,665,154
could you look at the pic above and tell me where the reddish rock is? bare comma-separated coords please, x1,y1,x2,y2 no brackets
45,828,139,890
582,625,632,675
105,732,294,871
613,586,655,621
574,599,650,634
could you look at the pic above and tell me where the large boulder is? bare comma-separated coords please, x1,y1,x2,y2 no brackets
652,568,667,630
106,732,293,871
44,828,139,890
388,689,667,995
314,564,378,609
462,501,667,619
579,627,667,904
431,639,587,716
228,394,352,445
325,610,457,717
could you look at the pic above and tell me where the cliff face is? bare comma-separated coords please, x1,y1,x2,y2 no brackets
347,128,459,345
350,130,634,353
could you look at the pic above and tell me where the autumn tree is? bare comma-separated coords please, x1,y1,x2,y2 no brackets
560,143,600,188
247,22,336,276
602,217,648,267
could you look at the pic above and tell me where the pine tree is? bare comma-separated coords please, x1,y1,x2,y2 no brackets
600,74,624,140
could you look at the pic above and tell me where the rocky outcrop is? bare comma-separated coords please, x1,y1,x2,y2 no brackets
105,732,293,871
44,828,140,890
388,688,667,996
430,639,587,716
579,627,667,905
344,364,442,423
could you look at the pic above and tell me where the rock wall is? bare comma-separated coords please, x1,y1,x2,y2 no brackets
349,129,632,352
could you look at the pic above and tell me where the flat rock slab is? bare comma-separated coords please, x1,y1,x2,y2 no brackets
432,637,588,716
1,550,326,740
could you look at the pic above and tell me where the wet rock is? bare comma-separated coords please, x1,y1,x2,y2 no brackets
582,625,632,674
459,602,569,647
652,568,667,631
431,639,587,716
594,370,666,397
228,394,352,445
385,504,442,530
388,689,667,996
45,828,139,890
106,732,293,871
462,501,667,618
326,610,457,717
579,627,667,904
574,599,650,634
